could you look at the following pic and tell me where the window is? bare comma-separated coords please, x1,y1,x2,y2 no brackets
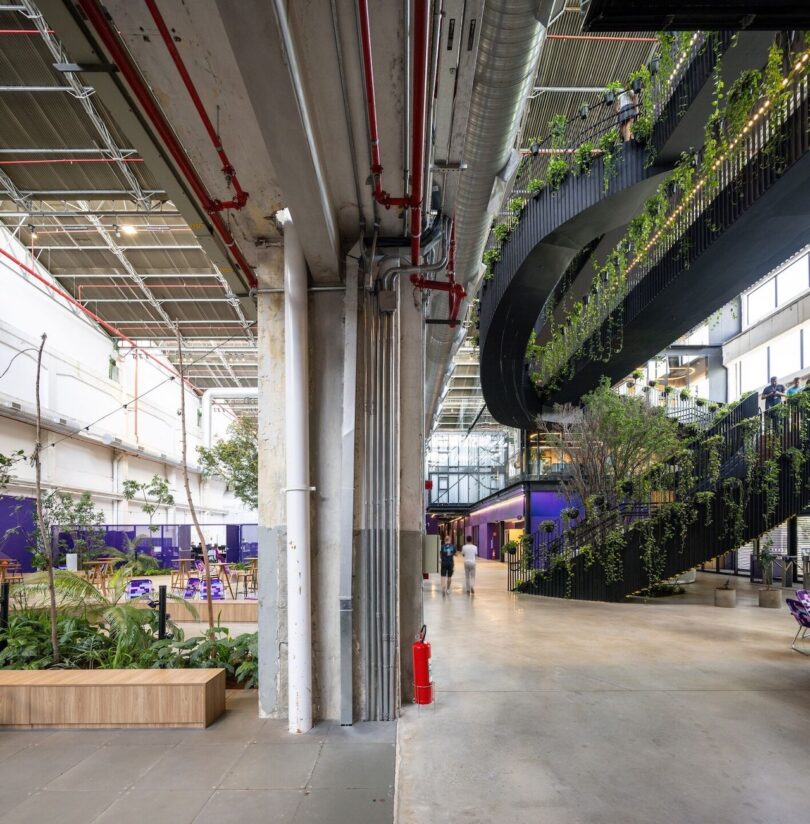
747,279,776,326
768,329,801,378
776,254,809,306
740,346,768,393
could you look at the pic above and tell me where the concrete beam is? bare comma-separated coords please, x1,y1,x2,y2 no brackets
216,0,341,283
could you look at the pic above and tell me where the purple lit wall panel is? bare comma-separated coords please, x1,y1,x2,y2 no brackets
529,491,571,535
465,493,524,558
0,495,35,571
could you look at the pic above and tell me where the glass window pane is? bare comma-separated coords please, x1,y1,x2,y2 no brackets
776,255,808,306
747,280,776,326
740,346,768,393
769,329,801,378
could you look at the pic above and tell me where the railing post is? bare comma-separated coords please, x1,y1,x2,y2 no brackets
158,584,167,640
0,581,9,652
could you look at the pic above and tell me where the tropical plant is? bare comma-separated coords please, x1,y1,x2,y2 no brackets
546,156,569,191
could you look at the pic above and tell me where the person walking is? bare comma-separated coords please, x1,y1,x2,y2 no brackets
439,536,456,596
461,535,477,595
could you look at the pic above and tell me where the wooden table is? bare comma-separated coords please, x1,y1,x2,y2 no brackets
171,558,194,591
83,559,115,594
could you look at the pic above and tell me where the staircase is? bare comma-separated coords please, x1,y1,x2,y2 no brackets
508,393,810,601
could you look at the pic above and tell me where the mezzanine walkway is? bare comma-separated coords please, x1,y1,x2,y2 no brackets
396,560,809,824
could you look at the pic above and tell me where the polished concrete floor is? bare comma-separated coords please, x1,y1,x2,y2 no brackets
0,692,395,823
396,561,810,824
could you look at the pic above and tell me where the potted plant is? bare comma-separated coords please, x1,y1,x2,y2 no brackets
695,398,706,407
714,577,736,608
502,540,518,561
631,75,643,94
679,388,691,401
632,369,644,381
648,379,657,388
663,385,674,396
604,80,622,105
540,520,556,534
758,544,782,608
562,506,580,521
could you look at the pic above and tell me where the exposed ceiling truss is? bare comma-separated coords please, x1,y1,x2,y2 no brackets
0,0,258,404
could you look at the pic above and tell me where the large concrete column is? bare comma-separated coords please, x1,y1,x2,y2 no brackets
257,244,286,718
308,288,346,721
398,277,425,704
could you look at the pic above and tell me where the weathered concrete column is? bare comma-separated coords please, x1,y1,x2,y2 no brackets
307,288,346,720
398,277,425,704
257,244,286,718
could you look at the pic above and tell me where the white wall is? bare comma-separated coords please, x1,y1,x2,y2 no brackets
0,228,254,524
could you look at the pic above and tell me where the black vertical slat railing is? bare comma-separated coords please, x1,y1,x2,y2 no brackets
508,396,810,601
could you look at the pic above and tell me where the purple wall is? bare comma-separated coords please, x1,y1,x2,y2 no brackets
0,495,35,572
529,490,572,535
458,488,572,559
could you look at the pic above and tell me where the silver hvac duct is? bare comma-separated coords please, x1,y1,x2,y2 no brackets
423,0,552,432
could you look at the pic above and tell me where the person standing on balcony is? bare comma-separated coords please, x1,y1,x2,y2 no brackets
786,377,802,397
461,535,478,596
761,376,786,409
617,88,638,142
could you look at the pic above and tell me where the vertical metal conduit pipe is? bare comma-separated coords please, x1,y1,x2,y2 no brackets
278,210,313,734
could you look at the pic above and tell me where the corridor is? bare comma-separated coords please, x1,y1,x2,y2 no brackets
396,561,810,824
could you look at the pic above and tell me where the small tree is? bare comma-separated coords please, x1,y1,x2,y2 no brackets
537,377,682,519
122,474,175,535
29,491,107,569
197,417,258,509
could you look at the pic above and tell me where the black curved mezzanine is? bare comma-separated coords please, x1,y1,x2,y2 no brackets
478,31,773,428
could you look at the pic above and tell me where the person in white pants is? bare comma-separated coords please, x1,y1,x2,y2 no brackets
461,535,477,595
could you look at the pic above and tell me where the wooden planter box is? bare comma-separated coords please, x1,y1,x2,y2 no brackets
0,669,226,728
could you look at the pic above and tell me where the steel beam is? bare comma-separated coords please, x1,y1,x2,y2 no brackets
34,0,257,316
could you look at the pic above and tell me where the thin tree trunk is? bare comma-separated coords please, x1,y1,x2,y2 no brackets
176,333,214,630
33,333,59,663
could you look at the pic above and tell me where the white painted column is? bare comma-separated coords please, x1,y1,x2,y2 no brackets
279,211,313,733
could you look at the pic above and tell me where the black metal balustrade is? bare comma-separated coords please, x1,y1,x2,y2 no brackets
508,395,810,601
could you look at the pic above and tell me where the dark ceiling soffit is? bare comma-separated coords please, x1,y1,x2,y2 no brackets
584,0,810,31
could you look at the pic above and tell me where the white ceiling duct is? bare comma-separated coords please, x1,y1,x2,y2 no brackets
424,0,553,433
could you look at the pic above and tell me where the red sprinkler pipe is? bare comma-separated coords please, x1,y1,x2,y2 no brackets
144,0,248,211
0,246,201,393
357,0,411,210
410,273,465,328
77,0,257,291
409,0,430,265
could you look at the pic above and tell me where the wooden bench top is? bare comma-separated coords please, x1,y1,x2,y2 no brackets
0,669,224,686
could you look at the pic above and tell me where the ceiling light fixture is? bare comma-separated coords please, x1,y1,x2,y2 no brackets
121,224,137,235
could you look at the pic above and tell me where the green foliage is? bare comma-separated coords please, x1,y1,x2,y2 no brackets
24,491,107,570
492,222,511,244
527,177,545,195
598,128,621,193
572,142,596,176
122,475,175,532
507,196,526,216
546,155,569,191
197,416,258,510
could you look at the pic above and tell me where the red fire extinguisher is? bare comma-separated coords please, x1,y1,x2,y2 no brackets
412,624,433,704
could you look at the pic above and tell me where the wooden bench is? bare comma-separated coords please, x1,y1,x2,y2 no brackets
0,669,226,728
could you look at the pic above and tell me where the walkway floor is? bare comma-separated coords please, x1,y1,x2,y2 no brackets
0,692,395,823
396,561,810,824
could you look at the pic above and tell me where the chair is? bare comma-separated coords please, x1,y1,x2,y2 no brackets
183,577,200,599
786,598,810,655
198,577,224,601
795,589,810,609
125,578,153,600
